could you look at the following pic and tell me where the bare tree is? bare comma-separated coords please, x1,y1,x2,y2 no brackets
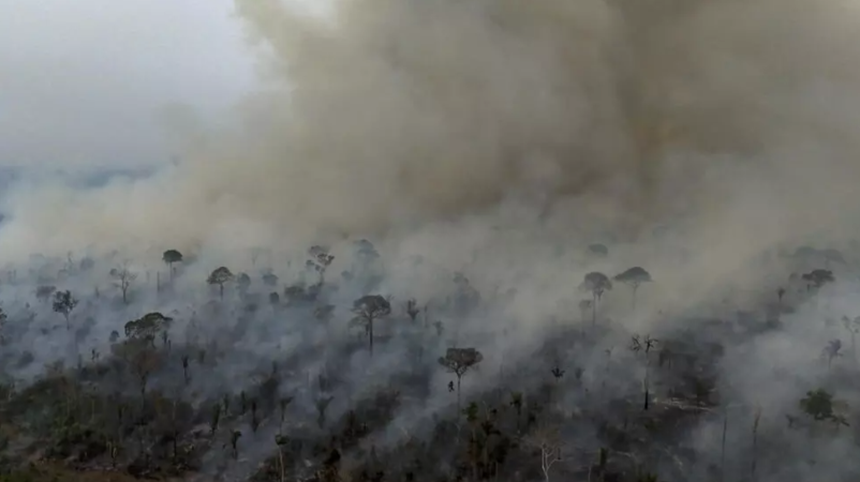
110,262,137,305
523,424,564,482
630,334,658,410
438,347,483,412
822,339,842,370
406,299,421,323
351,295,391,356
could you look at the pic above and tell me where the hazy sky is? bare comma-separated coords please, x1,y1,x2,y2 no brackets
0,0,257,169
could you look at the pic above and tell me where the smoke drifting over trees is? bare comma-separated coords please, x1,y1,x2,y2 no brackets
3,0,860,481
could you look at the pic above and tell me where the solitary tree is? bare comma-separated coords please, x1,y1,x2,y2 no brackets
801,269,834,291
438,347,483,412
630,334,658,410
351,295,391,356
52,290,78,330
523,424,564,482
162,249,183,280
613,267,652,309
110,263,137,304
580,272,612,326
207,266,234,300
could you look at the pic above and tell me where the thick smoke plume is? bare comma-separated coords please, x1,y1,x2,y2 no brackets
3,0,860,303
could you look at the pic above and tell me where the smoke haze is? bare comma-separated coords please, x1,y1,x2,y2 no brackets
3,0,860,306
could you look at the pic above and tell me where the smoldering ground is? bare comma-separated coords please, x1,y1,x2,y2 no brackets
2,0,860,480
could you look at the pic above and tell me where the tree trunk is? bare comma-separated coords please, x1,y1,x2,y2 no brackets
592,293,597,327
457,376,462,413
643,361,650,410
852,332,857,365
369,317,374,356
632,284,638,310
279,447,285,482
219,283,224,300
720,410,728,482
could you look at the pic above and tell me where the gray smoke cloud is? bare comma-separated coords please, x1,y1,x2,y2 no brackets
2,0,860,309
